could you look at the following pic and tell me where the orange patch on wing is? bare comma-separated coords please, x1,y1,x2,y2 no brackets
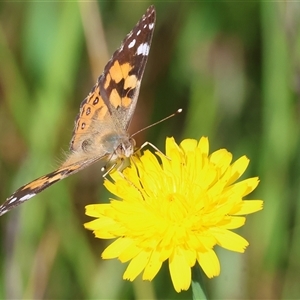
104,73,111,89
109,61,123,83
23,174,62,190
124,75,137,89
110,89,122,108
86,94,108,121
120,63,132,79
98,103,108,119
122,97,132,107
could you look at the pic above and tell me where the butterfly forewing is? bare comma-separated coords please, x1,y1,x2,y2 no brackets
70,6,155,151
99,6,156,131
0,156,107,216
0,6,156,217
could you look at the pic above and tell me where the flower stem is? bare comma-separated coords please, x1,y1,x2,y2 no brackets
192,264,208,300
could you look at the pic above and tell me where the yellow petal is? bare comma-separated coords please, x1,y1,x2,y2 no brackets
123,250,150,281
85,204,110,218
234,200,264,215
211,228,249,252
143,249,163,280
180,138,198,152
209,149,232,175
169,247,192,292
218,216,246,229
102,237,133,259
225,177,260,198
119,242,142,263
197,250,220,278
225,155,249,185
198,137,209,156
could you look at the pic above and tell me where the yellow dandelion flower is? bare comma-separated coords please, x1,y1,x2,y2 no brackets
84,137,263,293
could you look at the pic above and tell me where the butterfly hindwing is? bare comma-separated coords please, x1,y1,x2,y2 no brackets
70,85,112,152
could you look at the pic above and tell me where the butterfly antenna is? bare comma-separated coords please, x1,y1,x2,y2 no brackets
131,108,182,137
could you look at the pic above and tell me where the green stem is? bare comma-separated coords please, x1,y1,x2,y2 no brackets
191,264,208,300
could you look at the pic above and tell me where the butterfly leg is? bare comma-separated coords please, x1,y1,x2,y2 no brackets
101,162,117,177
137,141,171,160
101,157,130,177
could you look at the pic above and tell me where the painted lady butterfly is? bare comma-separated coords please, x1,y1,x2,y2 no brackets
0,6,156,216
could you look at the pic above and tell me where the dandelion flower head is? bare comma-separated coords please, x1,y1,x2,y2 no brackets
84,137,263,292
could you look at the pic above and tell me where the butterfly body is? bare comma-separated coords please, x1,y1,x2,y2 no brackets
0,6,156,216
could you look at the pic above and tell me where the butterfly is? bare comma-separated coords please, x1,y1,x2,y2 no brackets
0,6,156,217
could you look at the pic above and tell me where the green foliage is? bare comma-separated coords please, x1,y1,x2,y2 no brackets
0,2,299,299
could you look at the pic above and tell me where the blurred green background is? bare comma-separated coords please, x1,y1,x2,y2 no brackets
0,2,299,299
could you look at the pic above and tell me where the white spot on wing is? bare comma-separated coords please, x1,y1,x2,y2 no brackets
0,192,36,216
20,193,36,202
137,43,150,56
0,208,8,216
128,39,136,48
8,196,17,204
149,23,154,30
137,29,141,36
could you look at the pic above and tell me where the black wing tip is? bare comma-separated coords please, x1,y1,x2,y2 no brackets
147,5,156,14
145,5,156,22
0,191,37,217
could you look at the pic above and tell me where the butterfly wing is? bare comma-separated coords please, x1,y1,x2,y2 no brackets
99,5,156,131
1,6,156,217
69,6,155,162
0,156,107,216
